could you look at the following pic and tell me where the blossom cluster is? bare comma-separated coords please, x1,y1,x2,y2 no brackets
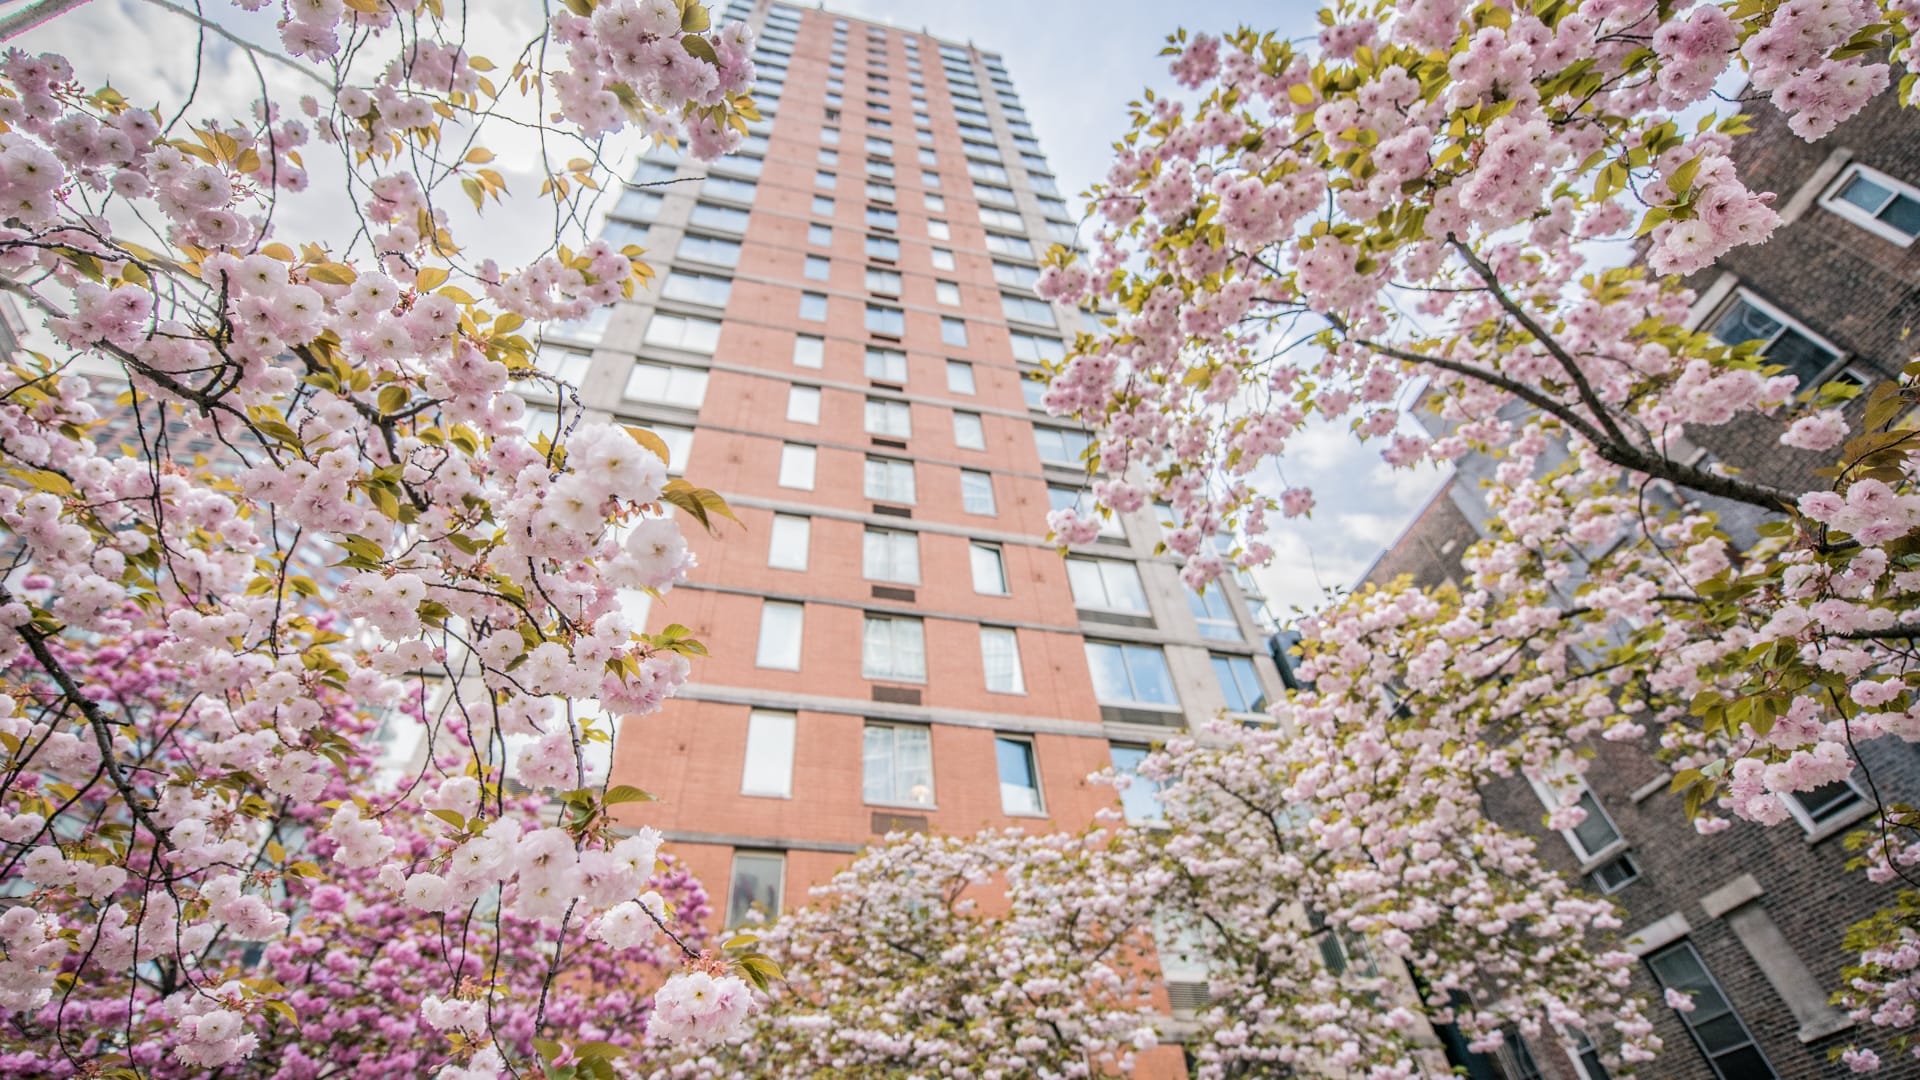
0,0,759,1074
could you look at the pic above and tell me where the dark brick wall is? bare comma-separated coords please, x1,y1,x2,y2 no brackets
1357,486,1481,592
1482,732,1920,1079
1682,86,1920,499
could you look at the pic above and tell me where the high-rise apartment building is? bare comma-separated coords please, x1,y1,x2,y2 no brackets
537,0,1281,1064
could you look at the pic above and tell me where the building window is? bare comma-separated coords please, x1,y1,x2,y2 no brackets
924,192,946,212
1085,642,1178,707
1011,331,1065,363
1110,745,1164,823
1211,654,1267,713
959,469,996,515
741,710,796,797
981,626,1024,694
646,424,693,474
786,385,821,425
799,292,828,321
863,527,920,584
1002,293,1057,327
811,194,836,217
863,722,933,806
816,170,837,190
864,397,912,438
970,542,1008,595
930,247,956,271
1066,557,1148,612
756,601,803,670
1707,289,1844,390
865,267,902,295
623,361,708,409
818,147,839,166
1820,162,1920,245
642,313,721,354
793,335,824,369
1784,776,1868,834
993,260,1041,289
767,514,809,571
945,360,976,394
821,126,840,144
927,219,951,240
1310,907,1378,979
676,233,741,267
1187,585,1241,641
866,304,905,335
995,736,1043,815
1527,768,1640,892
866,207,899,230
936,280,962,306
687,202,749,233
864,456,916,504
726,851,785,927
985,232,1035,259
1646,941,1776,1080
865,347,908,383
862,615,927,682
866,180,895,203
953,410,986,450
1034,426,1093,466
804,254,831,281
866,234,900,260
1050,485,1124,539
940,317,969,346
1567,1028,1613,1080
661,270,733,307
808,223,832,246
777,443,815,490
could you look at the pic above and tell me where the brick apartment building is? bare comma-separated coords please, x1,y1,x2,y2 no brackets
1356,88,1920,1079
539,3,1282,1072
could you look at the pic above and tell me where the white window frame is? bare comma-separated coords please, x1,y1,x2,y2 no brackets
787,384,821,425
1526,762,1638,892
793,335,825,369
862,721,934,807
994,734,1044,816
861,614,927,682
953,410,986,450
980,626,1024,694
946,360,975,393
1782,772,1873,840
864,456,916,504
1707,287,1850,385
969,542,1008,595
778,443,816,490
767,513,810,571
1067,557,1149,613
862,527,920,584
726,850,786,927
959,469,996,515
1818,162,1920,247
865,397,913,438
624,361,710,409
755,601,804,670
740,710,797,798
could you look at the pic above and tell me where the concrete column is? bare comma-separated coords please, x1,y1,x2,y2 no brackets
1699,873,1854,1043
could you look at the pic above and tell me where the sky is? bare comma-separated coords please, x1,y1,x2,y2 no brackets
13,0,1450,619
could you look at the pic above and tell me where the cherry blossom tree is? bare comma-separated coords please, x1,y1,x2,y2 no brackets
1102,717,1655,1079
0,0,774,1074
1,621,718,1077
1035,0,1920,1068
657,829,1166,1080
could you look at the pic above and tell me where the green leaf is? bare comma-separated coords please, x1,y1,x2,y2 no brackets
604,784,655,805
681,35,718,66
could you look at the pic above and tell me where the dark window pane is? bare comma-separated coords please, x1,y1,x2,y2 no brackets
1765,328,1838,386
1883,193,1920,235
1838,173,1892,213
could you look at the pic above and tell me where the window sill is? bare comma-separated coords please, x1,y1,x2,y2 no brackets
1575,840,1632,876
1003,810,1049,820
741,791,792,800
1804,801,1876,845
865,800,937,812
986,688,1027,696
